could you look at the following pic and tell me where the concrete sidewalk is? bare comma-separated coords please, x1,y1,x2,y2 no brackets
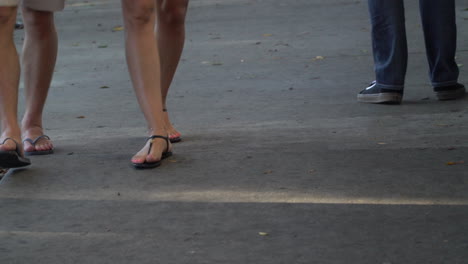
1,0,468,263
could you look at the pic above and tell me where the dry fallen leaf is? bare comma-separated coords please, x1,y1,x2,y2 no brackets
446,161,464,166
112,26,124,32
313,56,325,61
262,33,273,37
263,170,273,174
258,232,269,236
76,116,86,119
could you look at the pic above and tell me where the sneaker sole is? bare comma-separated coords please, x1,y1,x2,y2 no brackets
357,93,402,104
436,87,466,101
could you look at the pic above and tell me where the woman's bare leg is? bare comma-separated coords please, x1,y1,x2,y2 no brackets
121,0,172,164
0,6,22,152
156,0,188,139
20,7,57,152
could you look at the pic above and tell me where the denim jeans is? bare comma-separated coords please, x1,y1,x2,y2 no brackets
368,0,459,90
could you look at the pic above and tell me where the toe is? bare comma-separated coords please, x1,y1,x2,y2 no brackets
169,132,181,139
23,143,35,152
41,142,52,151
37,144,46,151
131,155,146,164
145,153,161,164
34,140,53,152
35,144,43,151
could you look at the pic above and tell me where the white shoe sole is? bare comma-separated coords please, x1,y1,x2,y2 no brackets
357,93,402,104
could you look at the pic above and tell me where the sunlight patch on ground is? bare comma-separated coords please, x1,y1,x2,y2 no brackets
0,189,467,205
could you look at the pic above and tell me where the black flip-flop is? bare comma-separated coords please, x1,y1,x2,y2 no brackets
23,135,54,156
0,138,31,169
133,135,172,169
0,168,9,180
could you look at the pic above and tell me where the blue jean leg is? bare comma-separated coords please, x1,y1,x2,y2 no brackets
420,0,459,87
368,0,407,91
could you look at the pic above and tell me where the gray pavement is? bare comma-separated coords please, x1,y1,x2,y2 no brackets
1,0,468,263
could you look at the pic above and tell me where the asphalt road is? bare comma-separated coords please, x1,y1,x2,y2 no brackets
1,0,467,263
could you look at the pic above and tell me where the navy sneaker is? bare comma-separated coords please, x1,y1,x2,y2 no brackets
434,83,465,101
357,81,403,104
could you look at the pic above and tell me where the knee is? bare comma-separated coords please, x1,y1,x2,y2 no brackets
159,2,188,28
123,1,156,28
0,7,16,26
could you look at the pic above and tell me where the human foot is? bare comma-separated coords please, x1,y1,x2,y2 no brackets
132,135,173,169
22,126,54,155
0,132,21,152
0,136,31,169
163,109,182,143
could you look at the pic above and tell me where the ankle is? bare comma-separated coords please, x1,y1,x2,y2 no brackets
149,128,168,136
1,127,21,140
21,122,43,132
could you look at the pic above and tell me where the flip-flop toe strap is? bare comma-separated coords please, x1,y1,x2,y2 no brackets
146,135,169,155
1,138,16,145
23,135,51,146
33,135,51,145
23,138,34,145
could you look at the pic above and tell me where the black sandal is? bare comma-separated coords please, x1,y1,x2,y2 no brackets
23,135,54,156
0,138,31,169
132,135,172,169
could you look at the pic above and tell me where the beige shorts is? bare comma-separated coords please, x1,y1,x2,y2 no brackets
0,0,65,11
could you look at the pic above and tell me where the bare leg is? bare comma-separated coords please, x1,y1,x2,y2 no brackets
156,0,188,139
121,0,172,164
20,7,57,152
0,6,22,152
